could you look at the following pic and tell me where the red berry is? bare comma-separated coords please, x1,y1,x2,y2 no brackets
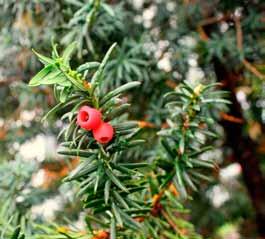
93,122,114,144
77,106,102,130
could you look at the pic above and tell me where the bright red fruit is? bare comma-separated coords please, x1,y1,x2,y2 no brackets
77,106,102,130
93,122,114,144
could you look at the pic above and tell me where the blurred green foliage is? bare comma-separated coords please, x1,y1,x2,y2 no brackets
0,0,264,238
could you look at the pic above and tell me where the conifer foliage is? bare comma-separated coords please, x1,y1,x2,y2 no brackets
27,42,228,238
0,0,264,238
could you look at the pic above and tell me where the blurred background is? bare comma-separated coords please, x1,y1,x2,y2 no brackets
0,0,265,238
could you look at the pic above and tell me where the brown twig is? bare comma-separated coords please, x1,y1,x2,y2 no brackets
242,59,265,79
198,13,232,27
165,79,177,89
197,26,209,41
220,112,244,124
233,15,265,79
151,183,179,215
234,16,243,50
138,120,156,129
161,209,177,231
197,13,265,79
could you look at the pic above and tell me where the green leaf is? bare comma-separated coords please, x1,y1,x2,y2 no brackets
58,149,94,158
189,146,213,157
163,230,179,239
127,139,145,147
51,41,59,58
62,41,77,66
179,135,185,154
205,90,230,97
59,87,72,103
42,102,63,122
112,203,123,227
28,64,54,86
124,208,151,214
85,198,105,208
113,191,129,209
189,158,214,168
32,49,56,65
119,163,148,169
202,98,231,104
64,71,87,91
106,103,130,119
65,160,98,180
11,227,21,239
113,121,138,131
100,81,141,106
173,174,187,198
94,166,102,194
43,95,81,122
102,3,115,16
78,178,95,197
18,235,25,239
86,215,108,227
118,209,142,230
77,62,100,72
163,91,190,102
91,43,117,90
111,163,136,175
110,217,116,239
105,168,129,193
104,180,111,204
161,139,175,159
65,118,77,141
174,163,188,198
160,170,175,189
190,171,212,182
201,82,222,93
182,81,195,95
65,0,83,7
44,71,70,86
183,172,197,191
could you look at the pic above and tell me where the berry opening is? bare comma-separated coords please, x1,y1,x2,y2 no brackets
100,137,109,142
80,111,89,121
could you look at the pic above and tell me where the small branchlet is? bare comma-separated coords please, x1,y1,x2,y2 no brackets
157,81,230,198
29,43,149,237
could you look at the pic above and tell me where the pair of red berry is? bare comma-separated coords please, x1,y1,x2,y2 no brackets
77,106,114,144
